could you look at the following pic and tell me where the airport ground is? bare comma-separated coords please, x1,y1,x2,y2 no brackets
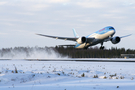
0,59,135,90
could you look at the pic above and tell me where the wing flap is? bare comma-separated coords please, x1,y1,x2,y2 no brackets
36,34,77,41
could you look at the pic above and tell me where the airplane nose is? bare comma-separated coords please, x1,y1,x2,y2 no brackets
110,27,115,33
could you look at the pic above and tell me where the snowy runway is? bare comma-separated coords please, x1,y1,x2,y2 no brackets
26,58,135,62
0,59,135,90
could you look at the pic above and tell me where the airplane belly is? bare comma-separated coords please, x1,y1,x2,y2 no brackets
88,39,104,46
76,43,85,48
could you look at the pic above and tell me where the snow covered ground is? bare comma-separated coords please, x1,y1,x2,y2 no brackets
0,59,135,90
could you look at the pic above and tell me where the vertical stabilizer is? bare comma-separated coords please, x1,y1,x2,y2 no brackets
72,28,79,38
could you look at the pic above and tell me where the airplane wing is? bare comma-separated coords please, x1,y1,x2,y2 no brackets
120,34,132,38
104,34,132,42
36,34,78,42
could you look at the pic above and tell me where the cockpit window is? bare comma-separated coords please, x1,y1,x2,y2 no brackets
109,27,114,30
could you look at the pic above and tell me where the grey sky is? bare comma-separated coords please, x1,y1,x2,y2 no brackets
0,0,135,49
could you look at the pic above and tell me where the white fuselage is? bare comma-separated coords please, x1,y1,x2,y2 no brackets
75,27,115,49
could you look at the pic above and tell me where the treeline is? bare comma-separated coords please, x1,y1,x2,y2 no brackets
55,46,135,58
0,46,135,58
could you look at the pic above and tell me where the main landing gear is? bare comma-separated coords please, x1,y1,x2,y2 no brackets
100,46,104,50
100,42,104,50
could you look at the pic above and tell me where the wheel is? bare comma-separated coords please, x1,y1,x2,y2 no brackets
100,46,104,50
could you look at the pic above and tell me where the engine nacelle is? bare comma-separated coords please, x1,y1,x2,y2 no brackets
111,36,121,44
77,36,87,44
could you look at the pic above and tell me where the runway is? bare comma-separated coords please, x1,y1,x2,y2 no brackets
25,58,135,62
1,58,135,62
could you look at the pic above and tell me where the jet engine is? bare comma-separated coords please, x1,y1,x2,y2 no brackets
77,36,87,44
111,36,121,44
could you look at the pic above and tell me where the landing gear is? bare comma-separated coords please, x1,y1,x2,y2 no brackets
84,46,88,49
100,46,104,50
100,42,104,50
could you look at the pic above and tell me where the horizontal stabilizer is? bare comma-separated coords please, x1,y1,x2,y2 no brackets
58,45,75,47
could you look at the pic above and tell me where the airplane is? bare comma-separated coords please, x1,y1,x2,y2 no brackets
36,26,131,49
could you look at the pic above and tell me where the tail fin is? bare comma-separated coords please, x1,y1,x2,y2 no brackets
72,28,79,38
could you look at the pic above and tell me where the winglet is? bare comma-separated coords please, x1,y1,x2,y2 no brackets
72,28,79,38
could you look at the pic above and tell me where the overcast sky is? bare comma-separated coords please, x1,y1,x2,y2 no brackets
0,0,135,49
